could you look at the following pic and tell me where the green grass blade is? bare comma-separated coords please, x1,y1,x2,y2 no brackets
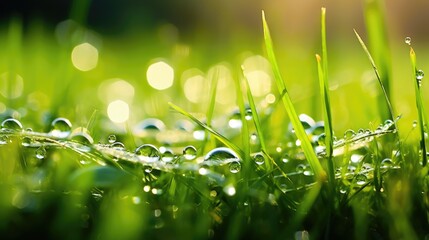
319,8,335,188
233,72,251,159
410,47,427,166
168,102,244,159
364,0,392,121
353,30,395,124
262,11,326,182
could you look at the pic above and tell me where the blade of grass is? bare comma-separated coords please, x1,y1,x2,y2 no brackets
262,11,326,182
353,30,395,124
168,102,244,160
364,0,392,121
233,72,250,159
410,47,427,166
318,7,335,191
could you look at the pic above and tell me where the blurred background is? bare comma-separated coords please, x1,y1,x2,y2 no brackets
0,0,428,141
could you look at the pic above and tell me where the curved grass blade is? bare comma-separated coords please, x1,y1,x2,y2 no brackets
353,29,395,125
318,7,335,190
410,47,427,166
262,11,326,182
168,102,244,159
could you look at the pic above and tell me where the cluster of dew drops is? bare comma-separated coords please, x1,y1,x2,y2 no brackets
0,107,400,194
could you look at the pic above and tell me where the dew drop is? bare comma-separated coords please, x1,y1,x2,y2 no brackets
405,37,411,45
274,175,291,193
244,108,253,120
228,111,242,129
0,135,9,144
204,147,240,165
343,129,356,140
110,141,125,150
413,120,418,128
416,69,424,86
281,153,290,163
135,144,160,163
316,133,326,146
296,164,306,173
1,118,23,132
355,174,367,185
253,152,265,165
229,160,241,173
183,145,197,160
161,149,175,162
303,167,314,176
35,147,47,160
143,165,153,173
69,127,94,145
107,134,116,144
381,158,393,169
50,117,72,138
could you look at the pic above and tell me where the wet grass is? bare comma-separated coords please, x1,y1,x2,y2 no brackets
0,3,428,240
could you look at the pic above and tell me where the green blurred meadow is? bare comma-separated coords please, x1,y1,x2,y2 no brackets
0,0,429,239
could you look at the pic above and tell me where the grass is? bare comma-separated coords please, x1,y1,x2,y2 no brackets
0,2,429,240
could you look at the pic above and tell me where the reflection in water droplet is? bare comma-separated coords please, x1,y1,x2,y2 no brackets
229,160,241,173
244,109,253,120
1,118,23,131
405,37,411,45
135,144,160,163
183,145,197,160
50,117,72,138
35,147,47,160
107,134,116,144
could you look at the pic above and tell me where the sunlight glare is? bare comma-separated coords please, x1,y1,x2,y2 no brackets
147,61,174,90
71,42,98,71
107,100,129,123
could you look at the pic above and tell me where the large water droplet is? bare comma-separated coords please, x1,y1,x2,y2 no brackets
405,37,411,45
204,147,240,165
296,164,306,174
183,145,197,160
253,152,265,165
229,160,241,173
143,165,153,173
69,127,94,145
135,144,160,163
343,129,356,140
50,117,72,138
244,108,253,120
1,118,23,132
133,118,166,136
107,134,116,144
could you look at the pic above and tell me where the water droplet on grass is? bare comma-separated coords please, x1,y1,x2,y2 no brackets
281,153,290,163
161,149,175,162
413,120,418,128
228,111,242,129
107,134,116,143
296,164,305,173
69,127,94,145
35,147,46,159
416,69,424,86
381,158,393,169
50,117,72,138
135,144,160,163
355,174,367,185
143,165,153,173
405,37,411,45
229,160,241,173
204,147,240,166
244,109,253,120
183,145,197,160
343,129,356,140
1,118,23,131
253,152,265,165
110,141,125,150
223,185,236,196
